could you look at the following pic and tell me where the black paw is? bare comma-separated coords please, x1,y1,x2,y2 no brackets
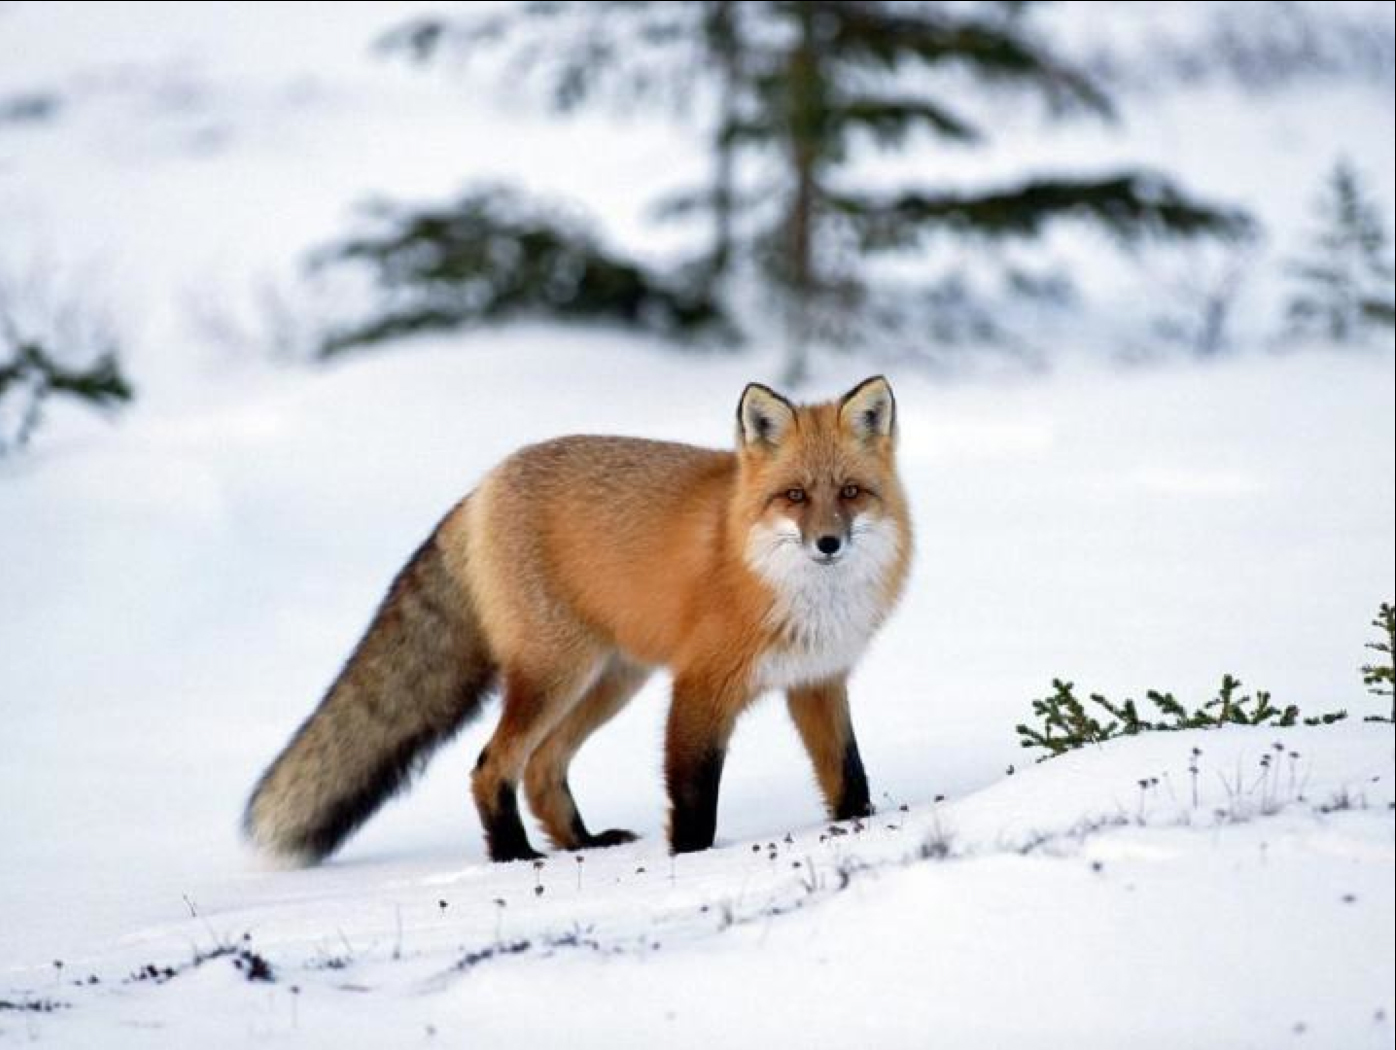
581,828,638,849
669,830,715,855
490,843,546,863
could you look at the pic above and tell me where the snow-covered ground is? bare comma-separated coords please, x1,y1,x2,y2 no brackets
1,3,1393,1046
5,721,1394,1049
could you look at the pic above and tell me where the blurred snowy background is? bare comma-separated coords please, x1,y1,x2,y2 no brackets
1,2,1393,1045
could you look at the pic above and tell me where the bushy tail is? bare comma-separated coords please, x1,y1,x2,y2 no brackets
244,515,493,864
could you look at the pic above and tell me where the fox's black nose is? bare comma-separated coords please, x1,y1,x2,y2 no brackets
816,535,842,556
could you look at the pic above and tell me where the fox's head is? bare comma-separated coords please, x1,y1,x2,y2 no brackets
734,376,909,603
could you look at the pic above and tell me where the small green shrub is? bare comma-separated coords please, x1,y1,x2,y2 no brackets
1361,602,1395,723
1015,675,1347,759
1015,601,1396,759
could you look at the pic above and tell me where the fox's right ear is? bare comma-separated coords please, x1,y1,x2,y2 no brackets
737,382,797,452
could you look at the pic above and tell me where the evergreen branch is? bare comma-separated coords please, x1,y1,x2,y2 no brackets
37,348,133,406
377,2,703,113
310,188,732,354
0,339,132,454
1303,711,1349,727
822,3,1112,117
831,173,1251,248
1146,690,1191,726
1361,602,1396,722
830,96,981,145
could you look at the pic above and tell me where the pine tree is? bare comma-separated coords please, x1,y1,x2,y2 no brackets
383,1,1248,382
1284,160,1396,343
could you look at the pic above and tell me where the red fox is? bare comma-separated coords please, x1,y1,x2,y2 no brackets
244,376,912,863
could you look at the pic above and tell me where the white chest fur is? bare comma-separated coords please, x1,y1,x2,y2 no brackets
745,517,901,691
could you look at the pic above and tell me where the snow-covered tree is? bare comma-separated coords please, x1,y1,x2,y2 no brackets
1284,160,1396,344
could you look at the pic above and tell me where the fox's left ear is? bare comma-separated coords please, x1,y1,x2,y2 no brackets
839,375,896,443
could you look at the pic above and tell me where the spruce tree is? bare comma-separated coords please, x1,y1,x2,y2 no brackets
384,1,1248,382
1284,160,1396,344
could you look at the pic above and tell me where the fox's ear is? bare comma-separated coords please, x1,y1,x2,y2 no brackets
737,382,797,452
839,375,896,443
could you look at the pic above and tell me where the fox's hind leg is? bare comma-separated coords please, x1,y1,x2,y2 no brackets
524,655,650,850
472,654,604,862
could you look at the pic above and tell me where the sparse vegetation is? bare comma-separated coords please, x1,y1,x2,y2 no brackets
918,821,956,861
0,273,133,455
1017,601,1393,758
0,996,68,1013
1361,602,1395,723
124,932,274,987
1015,675,1346,760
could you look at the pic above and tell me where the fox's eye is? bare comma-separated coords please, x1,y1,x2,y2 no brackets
785,488,806,503
840,484,860,500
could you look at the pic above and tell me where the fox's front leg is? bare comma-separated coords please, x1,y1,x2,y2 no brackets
664,672,749,854
786,678,871,820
